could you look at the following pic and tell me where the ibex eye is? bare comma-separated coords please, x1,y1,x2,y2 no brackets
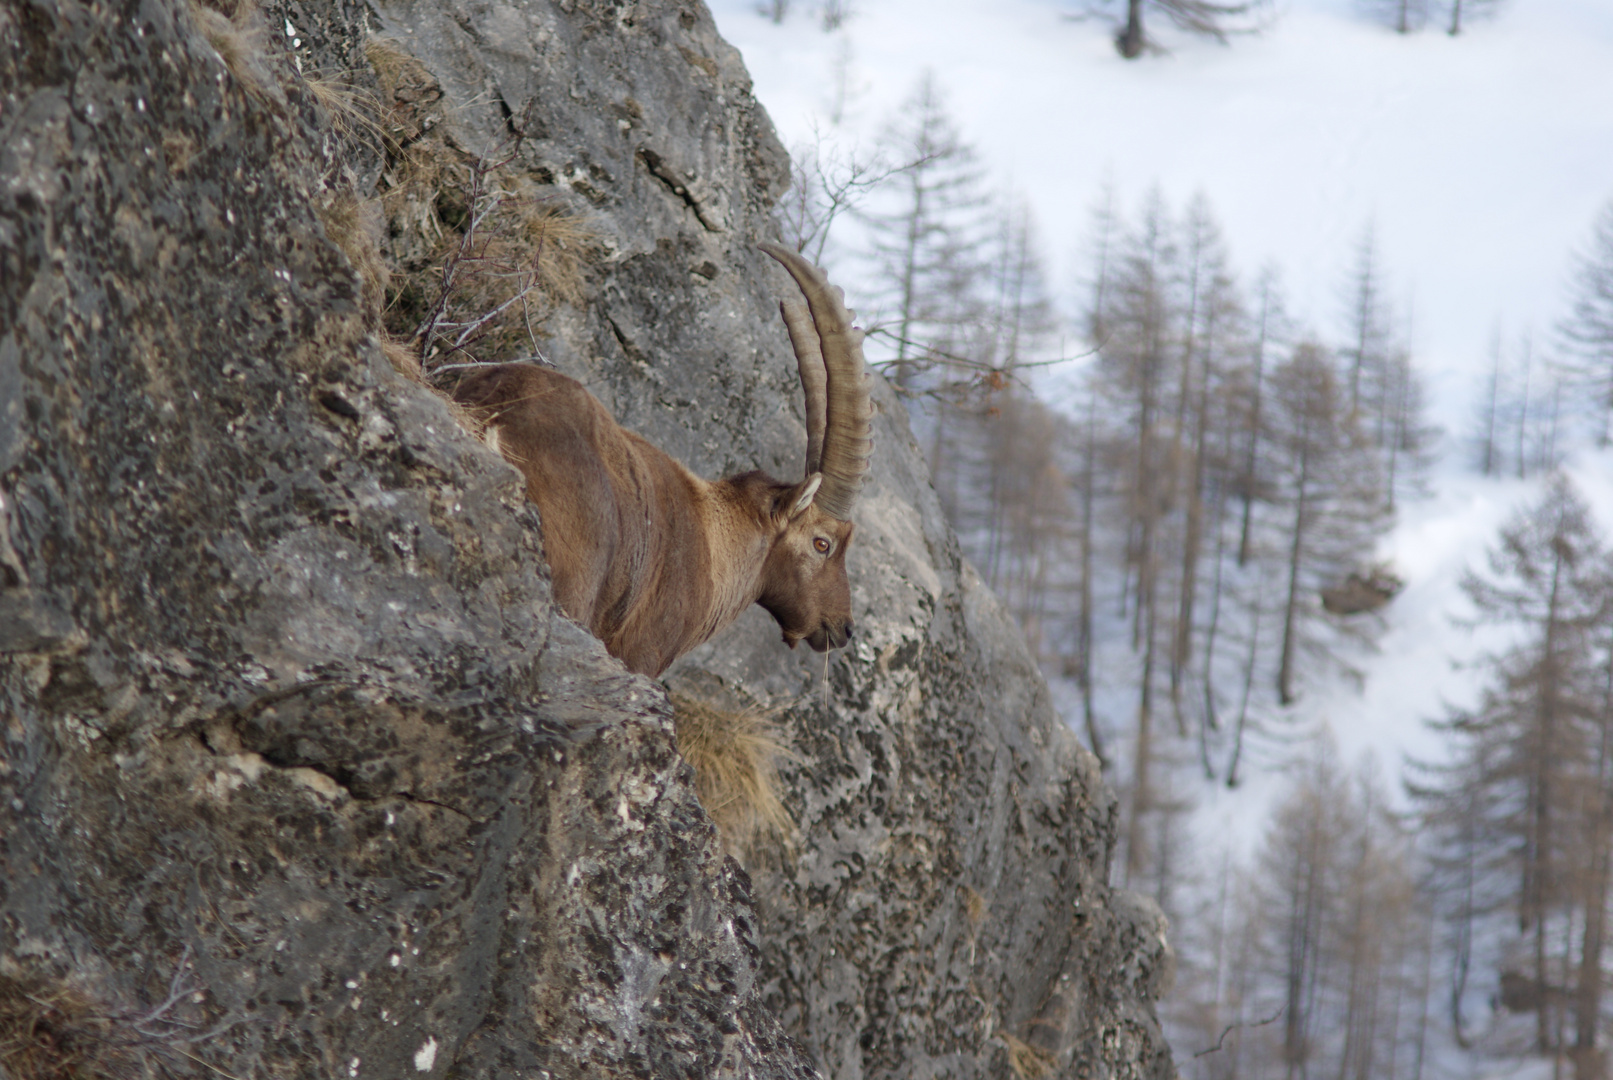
813,538,831,554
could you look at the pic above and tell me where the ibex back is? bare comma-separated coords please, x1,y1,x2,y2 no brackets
452,244,873,678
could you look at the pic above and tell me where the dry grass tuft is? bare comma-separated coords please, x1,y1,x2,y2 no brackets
353,37,454,269
0,966,224,1080
357,34,599,371
495,177,596,310
376,138,463,292
317,192,390,322
276,33,602,455
304,73,384,144
1000,1032,1057,1080
363,37,439,120
380,335,425,383
0,976,130,1080
671,692,794,852
963,885,988,930
161,129,199,174
186,0,278,105
416,184,599,364
381,336,500,451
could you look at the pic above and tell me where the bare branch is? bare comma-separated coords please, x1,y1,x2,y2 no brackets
1192,1005,1285,1058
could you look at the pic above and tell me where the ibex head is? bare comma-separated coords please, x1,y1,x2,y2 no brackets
752,242,873,654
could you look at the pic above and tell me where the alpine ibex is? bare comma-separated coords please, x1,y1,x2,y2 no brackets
452,243,873,678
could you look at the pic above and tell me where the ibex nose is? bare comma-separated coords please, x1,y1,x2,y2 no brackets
844,620,854,640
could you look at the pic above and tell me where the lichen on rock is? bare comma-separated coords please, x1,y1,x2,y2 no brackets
0,0,1175,1077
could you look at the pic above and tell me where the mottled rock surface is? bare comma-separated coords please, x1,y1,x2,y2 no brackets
0,0,1175,1076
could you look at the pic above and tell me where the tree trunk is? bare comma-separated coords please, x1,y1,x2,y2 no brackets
1238,284,1271,567
1349,237,1376,416
1227,594,1261,787
1117,0,1146,58
893,162,928,388
1126,595,1159,883
1277,439,1311,707
1573,646,1613,1080
1173,344,1212,731
1532,546,1566,1053
1284,827,1325,1079
1200,487,1228,779
1481,326,1502,476
1575,857,1609,1080
1079,393,1105,767
1413,916,1434,1079
1517,332,1534,480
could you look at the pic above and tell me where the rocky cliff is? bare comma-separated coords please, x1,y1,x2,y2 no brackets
0,0,1175,1076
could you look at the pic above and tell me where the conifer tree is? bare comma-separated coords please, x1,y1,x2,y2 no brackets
1473,322,1506,475
1558,199,1613,445
1446,0,1505,35
1340,225,1391,423
1371,0,1427,33
1094,188,1182,879
1084,0,1265,59
1168,196,1248,728
1265,342,1381,705
1414,477,1613,1074
1235,267,1287,568
862,73,992,390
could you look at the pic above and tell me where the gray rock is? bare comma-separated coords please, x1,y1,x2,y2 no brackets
0,0,1174,1076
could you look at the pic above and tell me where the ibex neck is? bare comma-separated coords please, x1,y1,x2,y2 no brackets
702,474,780,631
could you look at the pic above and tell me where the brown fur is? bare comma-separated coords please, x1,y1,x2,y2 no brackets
452,364,856,677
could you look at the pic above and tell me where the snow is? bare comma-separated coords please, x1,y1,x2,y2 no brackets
709,0,1613,437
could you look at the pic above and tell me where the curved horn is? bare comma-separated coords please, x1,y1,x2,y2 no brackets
779,299,826,477
760,242,872,521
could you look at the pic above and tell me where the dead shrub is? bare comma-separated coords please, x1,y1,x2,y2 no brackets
0,976,138,1080
0,955,225,1080
413,184,597,367
388,152,600,374
356,37,599,373
670,692,794,852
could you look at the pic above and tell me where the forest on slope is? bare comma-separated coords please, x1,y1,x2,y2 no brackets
713,0,1613,1076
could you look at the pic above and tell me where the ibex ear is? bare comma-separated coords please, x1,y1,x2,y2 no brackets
788,473,822,518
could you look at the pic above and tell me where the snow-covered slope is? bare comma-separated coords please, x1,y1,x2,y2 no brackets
711,0,1613,435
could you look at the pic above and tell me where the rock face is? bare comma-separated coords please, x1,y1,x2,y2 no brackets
0,0,1174,1078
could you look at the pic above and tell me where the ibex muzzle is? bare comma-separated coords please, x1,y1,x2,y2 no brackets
452,244,873,678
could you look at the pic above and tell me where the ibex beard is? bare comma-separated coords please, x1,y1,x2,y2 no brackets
452,243,873,679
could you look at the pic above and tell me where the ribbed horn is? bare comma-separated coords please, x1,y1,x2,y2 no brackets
760,242,872,521
779,299,826,477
